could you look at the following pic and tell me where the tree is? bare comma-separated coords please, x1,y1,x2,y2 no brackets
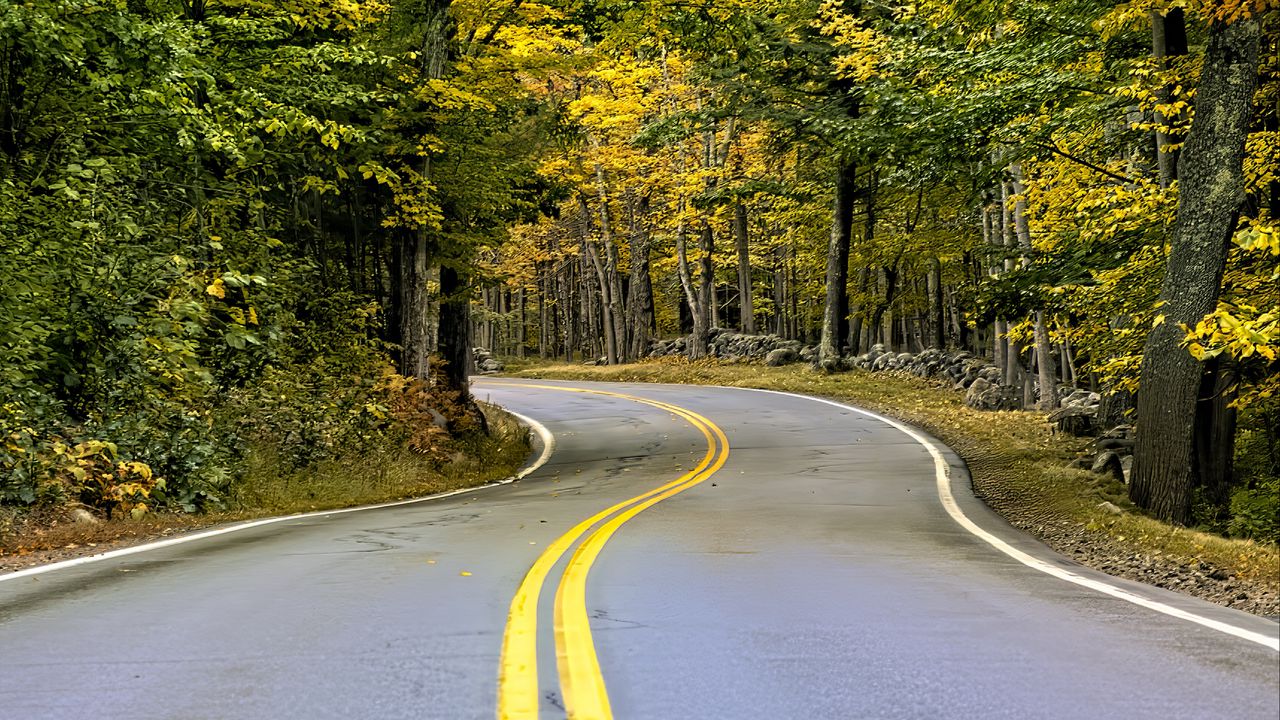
1130,14,1262,524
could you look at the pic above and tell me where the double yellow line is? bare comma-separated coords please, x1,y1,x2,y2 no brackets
495,384,730,720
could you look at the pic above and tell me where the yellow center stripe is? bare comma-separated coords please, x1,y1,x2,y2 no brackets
494,384,730,720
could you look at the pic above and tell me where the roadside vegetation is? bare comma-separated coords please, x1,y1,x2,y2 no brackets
510,358,1279,614
0,403,528,564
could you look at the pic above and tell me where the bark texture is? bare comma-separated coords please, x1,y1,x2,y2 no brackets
1131,17,1261,524
817,160,857,370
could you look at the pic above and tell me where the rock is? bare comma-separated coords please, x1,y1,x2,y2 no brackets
1048,402,1098,436
765,348,798,366
1096,501,1124,516
1095,436,1134,452
964,377,1018,411
1090,451,1125,482
799,345,816,362
1121,455,1134,484
70,507,100,526
478,357,504,373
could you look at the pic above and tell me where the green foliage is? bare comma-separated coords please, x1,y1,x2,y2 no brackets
1228,478,1280,544
0,0,548,522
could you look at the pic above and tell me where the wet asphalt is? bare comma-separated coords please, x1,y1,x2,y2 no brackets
0,379,1276,720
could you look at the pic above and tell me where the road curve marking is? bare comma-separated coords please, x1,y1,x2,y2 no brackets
0,410,556,585
490,383,729,720
730,386,1280,652
555,411,730,720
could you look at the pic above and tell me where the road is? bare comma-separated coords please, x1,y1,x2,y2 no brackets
1,379,1276,719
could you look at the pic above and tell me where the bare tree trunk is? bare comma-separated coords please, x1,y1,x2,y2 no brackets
400,229,431,379
773,245,787,337
674,207,709,358
627,195,655,359
1131,16,1260,524
818,160,857,369
927,257,945,349
849,266,868,355
578,195,618,364
734,201,754,334
701,223,716,331
438,264,471,396
1010,163,1057,410
592,163,628,360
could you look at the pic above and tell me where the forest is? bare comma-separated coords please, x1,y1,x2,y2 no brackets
0,1,1276,539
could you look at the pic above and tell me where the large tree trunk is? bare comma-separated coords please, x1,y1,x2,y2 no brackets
734,201,754,334
400,230,431,379
395,0,454,383
817,159,857,370
438,264,471,397
1130,16,1261,524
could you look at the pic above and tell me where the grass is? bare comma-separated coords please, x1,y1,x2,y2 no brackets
231,403,530,514
0,404,532,564
506,357,1280,586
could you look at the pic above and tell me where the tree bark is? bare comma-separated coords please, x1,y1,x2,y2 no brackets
1194,357,1238,508
400,230,431,379
927,257,945,349
1131,16,1261,524
674,207,709,358
1010,163,1057,410
579,195,618,365
438,264,471,396
817,159,857,370
734,201,755,334
627,195,655,359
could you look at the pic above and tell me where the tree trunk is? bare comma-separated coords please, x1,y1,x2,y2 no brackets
592,164,628,360
395,0,454,383
579,195,618,365
627,195,655,360
700,222,716,332
817,159,857,369
438,264,471,396
1194,357,1238,508
1151,8,1189,188
927,257,945,349
674,208,709,358
400,230,431,379
1131,16,1261,524
1010,164,1057,410
734,201,755,334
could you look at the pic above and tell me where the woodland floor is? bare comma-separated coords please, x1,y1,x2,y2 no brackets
0,404,532,574
505,357,1280,619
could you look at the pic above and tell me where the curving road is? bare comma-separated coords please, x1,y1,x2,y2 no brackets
0,379,1276,719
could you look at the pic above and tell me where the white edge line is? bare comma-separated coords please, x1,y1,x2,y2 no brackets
0,410,556,584
724,386,1279,652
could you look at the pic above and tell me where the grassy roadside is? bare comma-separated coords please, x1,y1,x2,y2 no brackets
506,357,1280,615
0,404,531,571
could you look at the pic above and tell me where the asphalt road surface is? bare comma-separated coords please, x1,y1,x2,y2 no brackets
1,379,1276,720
